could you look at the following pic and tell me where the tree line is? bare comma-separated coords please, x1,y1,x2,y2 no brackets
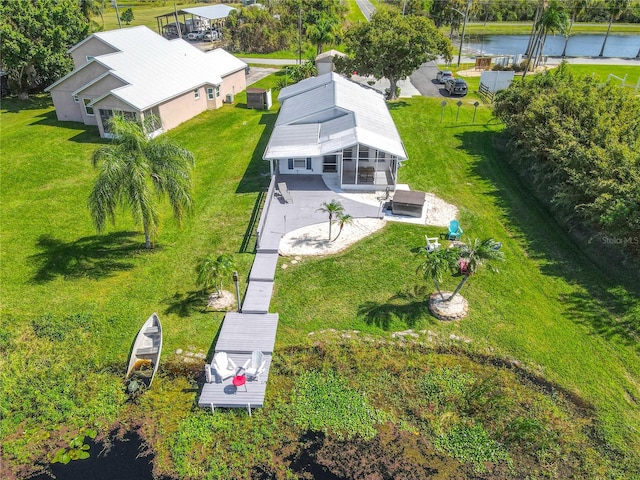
493,64,640,257
411,0,640,25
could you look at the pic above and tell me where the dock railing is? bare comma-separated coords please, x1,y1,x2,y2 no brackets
256,175,277,250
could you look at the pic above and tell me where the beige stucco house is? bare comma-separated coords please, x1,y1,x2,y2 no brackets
46,26,247,138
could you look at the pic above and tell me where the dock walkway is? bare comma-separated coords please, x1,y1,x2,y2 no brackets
198,175,382,413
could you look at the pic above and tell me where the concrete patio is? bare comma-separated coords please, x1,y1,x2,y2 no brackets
257,174,384,253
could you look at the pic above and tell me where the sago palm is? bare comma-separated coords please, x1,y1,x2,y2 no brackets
88,115,195,249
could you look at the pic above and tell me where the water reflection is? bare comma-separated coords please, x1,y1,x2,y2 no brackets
465,34,640,58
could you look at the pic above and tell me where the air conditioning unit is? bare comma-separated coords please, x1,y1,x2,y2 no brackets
225,93,234,104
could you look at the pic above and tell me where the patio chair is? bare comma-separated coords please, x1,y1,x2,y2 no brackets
425,236,441,252
242,350,266,381
212,351,238,381
277,182,293,204
447,220,463,240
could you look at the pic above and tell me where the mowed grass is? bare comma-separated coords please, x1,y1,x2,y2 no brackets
99,2,204,32
1,71,639,474
271,96,640,460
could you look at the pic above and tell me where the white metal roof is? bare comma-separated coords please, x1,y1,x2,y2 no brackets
49,26,246,111
181,5,236,20
264,72,407,160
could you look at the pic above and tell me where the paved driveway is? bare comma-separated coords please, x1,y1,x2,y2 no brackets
410,61,450,98
245,67,279,86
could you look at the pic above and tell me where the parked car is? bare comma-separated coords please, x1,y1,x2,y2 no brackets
445,78,468,96
186,31,203,41
436,70,453,84
203,30,220,42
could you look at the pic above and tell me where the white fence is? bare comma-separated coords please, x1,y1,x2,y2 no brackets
479,71,516,94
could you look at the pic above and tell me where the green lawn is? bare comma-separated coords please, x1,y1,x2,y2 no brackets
99,2,206,31
1,70,639,477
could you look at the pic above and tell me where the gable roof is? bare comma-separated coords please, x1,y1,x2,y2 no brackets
47,26,246,111
264,72,408,159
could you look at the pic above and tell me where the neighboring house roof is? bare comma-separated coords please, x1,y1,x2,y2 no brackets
264,72,408,160
315,49,346,63
180,5,237,20
46,26,246,111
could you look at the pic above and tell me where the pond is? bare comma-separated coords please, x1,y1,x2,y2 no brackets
464,34,640,58
31,431,163,480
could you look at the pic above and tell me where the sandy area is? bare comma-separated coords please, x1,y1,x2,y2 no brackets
279,218,386,256
279,193,458,257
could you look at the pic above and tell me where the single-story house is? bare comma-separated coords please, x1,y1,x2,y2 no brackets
46,26,247,138
263,72,408,191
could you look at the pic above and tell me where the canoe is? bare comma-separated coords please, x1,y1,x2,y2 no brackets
126,313,162,387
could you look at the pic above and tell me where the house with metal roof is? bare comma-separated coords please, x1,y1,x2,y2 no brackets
46,26,247,138
263,72,408,191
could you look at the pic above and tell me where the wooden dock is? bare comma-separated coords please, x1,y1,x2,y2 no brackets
198,313,278,414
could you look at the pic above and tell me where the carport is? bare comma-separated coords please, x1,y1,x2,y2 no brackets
155,5,236,38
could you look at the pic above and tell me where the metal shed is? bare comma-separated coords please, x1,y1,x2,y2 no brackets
246,88,272,110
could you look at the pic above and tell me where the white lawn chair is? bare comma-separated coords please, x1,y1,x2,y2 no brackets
242,350,266,381
426,236,441,252
212,351,237,381
277,182,293,204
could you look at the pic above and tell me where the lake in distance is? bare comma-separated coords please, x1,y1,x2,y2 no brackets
464,34,640,58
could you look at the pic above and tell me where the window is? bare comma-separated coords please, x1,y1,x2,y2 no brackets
83,98,94,116
343,147,354,161
99,109,113,132
72,95,79,103
323,155,337,173
288,158,311,170
215,86,220,97
207,87,214,100
101,109,137,136
194,89,200,100
86,56,94,62
358,146,369,162
142,108,161,132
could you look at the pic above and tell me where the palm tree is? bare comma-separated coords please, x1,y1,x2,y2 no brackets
196,254,236,296
599,0,630,57
523,0,569,76
317,200,345,241
525,0,545,58
561,0,590,57
333,213,353,241
88,115,195,249
305,11,342,55
79,0,105,29
447,238,504,302
417,247,458,301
